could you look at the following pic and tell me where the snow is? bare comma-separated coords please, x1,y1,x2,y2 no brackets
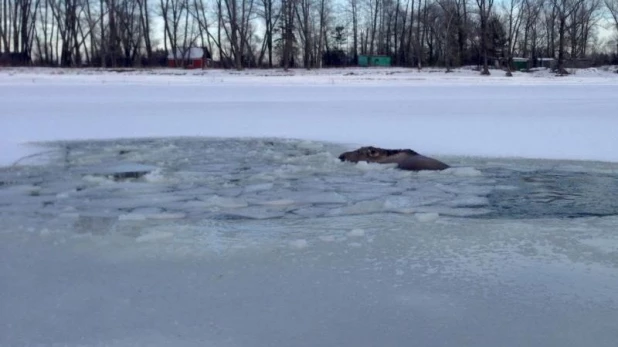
1,67,618,347
2,66,618,167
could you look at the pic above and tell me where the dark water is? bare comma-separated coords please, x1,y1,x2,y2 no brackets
483,168,618,219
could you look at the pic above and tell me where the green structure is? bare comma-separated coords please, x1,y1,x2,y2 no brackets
511,57,529,71
358,55,392,67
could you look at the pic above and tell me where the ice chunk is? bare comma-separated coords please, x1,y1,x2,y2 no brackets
445,196,489,208
354,161,398,171
248,172,277,182
147,212,186,220
55,191,72,199
203,195,248,208
290,207,330,218
79,194,186,210
289,239,309,249
216,187,244,197
58,212,80,219
217,206,288,220
414,206,493,217
135,231,174,243
441,167,483,177
118,207,186,221
174,186,216,196
327,200,385,216
494,185,519,191
330,180,394,192
0,184,41,196
243,183,274,193
319,235,337,242
343,191,391,202
0,196,55,213
347,229,366,237
415,212,440,222
181,200,214,208
436,183,493,196
255,199,296,206
290,192,347,204
37,182,85,196
82,175,115,184
385,195,445,210
77,162,159,180
118,213,147,221
144,169,167,183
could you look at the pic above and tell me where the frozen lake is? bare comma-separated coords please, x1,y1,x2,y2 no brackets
1,68,618,347
2,137,618,347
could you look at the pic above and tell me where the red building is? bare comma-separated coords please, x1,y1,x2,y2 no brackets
167,47,209,69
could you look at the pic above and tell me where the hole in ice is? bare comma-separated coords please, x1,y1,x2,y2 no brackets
2,137,618,231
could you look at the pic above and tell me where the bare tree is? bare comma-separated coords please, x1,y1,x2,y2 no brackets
316,0,329,67
160,0,193,67
348,0,358,64
295,0,311,68
573,0,602,57
223,0,242,68
137,0,153,62
607,0,618,30
519,0,543,67
281,0,296,69
476,0,494,74
257,0,279,67
0,0,612,70
368,0,380,55
550,0,584,74
436,0,456,71
417,0,427,69
455,0,468,66
502,0,525,75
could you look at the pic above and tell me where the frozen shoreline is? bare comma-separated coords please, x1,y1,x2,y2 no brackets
2,65,618,86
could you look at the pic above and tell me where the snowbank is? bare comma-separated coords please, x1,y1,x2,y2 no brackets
1,69,617,167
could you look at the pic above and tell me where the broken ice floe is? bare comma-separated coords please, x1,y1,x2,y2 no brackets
74,162,160,181
2,137,618,242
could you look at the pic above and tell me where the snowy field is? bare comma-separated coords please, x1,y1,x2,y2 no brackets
1,67,618,347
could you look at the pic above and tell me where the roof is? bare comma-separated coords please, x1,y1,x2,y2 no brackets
359,54,391,57
167,47,204,60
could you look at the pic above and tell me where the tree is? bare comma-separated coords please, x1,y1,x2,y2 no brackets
476,0,494,75
436,0,457,72
502,0,525,76
551,0,584,74
296,0,312,68
280,0,296,69
608,0,618,31
256,0,279,67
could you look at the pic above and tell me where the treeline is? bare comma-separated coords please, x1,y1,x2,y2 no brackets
0,0,617,71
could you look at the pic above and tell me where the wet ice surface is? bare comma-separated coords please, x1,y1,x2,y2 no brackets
2,137,618,347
